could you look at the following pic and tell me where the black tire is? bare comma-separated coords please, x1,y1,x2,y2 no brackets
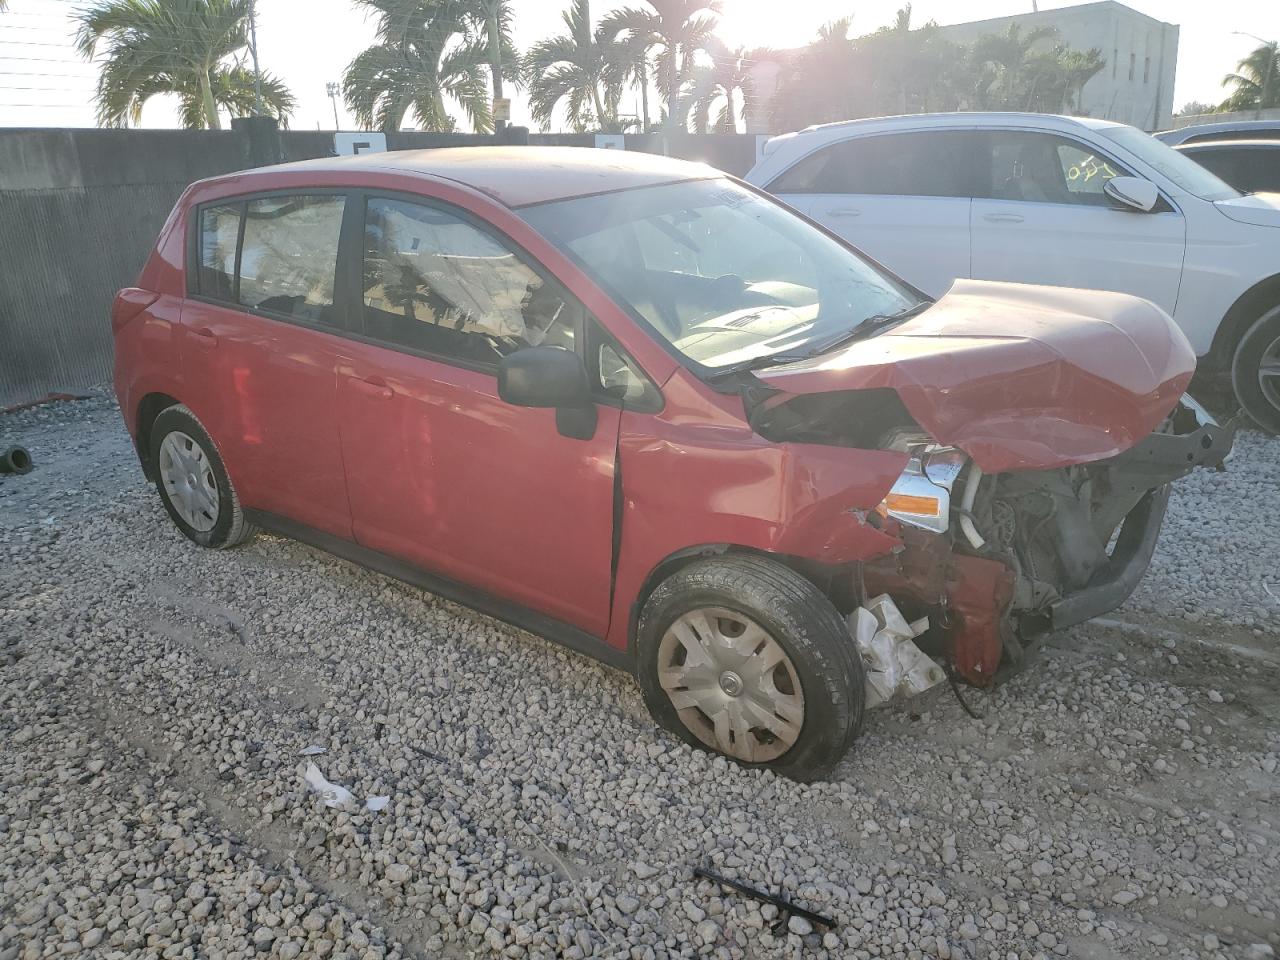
636,555,865,782
1232,303,1280,434
148,404,256,549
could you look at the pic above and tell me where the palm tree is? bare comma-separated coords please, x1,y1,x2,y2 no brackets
770,17,870,130
526,0,623,132
689,44,754,133
73,0,295,129
472,0,520,126
968,22,1059,110
601,0,721,134
344,0,505,133
1221,40,1279,113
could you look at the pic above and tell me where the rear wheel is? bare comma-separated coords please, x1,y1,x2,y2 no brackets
1232,303,1280,434
636,555,864,781
148,405,256,549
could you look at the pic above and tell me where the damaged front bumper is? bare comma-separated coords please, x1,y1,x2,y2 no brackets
1051,400,1235,630
863,397,1236,686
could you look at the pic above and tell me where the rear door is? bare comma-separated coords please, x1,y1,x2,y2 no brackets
767,130,980,297
335,194,621,636
970,129,1187,314
180,193,355,538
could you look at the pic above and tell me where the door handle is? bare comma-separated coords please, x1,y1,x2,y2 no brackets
189,327,217,349
982,213,1025,223
349,376,393,400
828,207,861,217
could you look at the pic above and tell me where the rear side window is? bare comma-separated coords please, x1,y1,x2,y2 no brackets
361,197,578,366
767,131,978,198
238,196,346,322
197,204,241,300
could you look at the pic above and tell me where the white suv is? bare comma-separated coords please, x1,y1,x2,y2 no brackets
746,113,1280,431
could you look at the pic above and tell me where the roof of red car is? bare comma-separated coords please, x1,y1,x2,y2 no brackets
263,146,719,208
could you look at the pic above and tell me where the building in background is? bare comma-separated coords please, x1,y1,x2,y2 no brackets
937,1,1178,131
745,1,1179,134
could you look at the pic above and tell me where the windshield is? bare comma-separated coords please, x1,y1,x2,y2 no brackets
1100,126,1242,201
519,178,921,370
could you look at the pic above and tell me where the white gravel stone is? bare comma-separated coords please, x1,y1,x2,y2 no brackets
1,393,1278,959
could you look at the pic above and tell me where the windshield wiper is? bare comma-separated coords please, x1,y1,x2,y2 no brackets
721,300,933,374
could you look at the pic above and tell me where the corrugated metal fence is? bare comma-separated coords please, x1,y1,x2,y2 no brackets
0,125,760,409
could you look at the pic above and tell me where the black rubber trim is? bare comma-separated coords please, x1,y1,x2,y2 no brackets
244,510,635,674
1049,486,1169,629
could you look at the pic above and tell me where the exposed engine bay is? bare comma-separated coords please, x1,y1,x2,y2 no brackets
748,387,1236,686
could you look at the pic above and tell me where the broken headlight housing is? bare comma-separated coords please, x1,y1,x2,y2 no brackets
876,441,967,535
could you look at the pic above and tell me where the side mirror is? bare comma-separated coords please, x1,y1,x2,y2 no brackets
1104,176,1159,213
498,346,591,409
499,347,596,440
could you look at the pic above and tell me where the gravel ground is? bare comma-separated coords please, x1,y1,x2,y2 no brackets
1,394,1278,960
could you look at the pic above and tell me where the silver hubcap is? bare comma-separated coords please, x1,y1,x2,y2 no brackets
1259,333,1280,410
657,607,805,763
158,431,219,532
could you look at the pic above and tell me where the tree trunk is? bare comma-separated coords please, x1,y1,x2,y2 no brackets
200,69,221,130
664,45,679,132
639,58,650,131
486,0,505,131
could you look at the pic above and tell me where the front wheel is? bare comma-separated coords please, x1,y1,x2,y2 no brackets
1232,304,1280,434
636,555,865,782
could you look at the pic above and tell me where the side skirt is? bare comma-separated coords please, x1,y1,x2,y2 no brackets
243,510,635,675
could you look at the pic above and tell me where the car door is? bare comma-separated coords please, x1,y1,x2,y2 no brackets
180,193,355,539
767,130,980,297
336,194,621,637
970,130,1186,314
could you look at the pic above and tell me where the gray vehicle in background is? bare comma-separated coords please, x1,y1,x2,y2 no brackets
1174,140,1280,195
1155,119,1280,147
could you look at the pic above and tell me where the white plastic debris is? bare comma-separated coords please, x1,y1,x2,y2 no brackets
298,745,327,756
850,594,946,708
303,762,355,809
302,762,391,812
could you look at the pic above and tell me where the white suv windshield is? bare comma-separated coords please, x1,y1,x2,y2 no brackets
1100,126,1241,201
519,178,921,370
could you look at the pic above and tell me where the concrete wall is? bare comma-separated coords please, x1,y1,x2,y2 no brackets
0,125,756,409
1170,108,1280,130
938,1,1179,132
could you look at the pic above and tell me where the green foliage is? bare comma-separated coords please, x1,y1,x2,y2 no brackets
1220,41,1280,112
770,7,1106,132
342,0,517,133
600,0,721,133
526,0,628,132
73,0,295,129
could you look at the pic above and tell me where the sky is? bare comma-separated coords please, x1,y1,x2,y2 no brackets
1,0,1277,131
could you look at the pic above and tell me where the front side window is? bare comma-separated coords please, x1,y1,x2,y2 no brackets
981,132,1132,206
768,131,977,199
520,178,921,371
362,198,577,365
237,195,346,323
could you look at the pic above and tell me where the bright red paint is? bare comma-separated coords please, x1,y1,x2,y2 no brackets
111,148,1194,667
754,279,1196,473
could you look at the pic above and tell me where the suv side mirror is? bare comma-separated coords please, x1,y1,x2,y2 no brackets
1104,176,1160,213
498,346,597,440
499,346,591,408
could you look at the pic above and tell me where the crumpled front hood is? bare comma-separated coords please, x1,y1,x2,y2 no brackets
752,279,1196,472
1214,192,1280,228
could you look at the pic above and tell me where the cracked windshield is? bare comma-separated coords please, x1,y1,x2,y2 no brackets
521,178,920,369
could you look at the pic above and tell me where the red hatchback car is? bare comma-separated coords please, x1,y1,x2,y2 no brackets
113,148,1231,780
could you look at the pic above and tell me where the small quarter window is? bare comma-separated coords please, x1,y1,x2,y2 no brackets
197,203,241,300
238,195,346,324
362,198,577,365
